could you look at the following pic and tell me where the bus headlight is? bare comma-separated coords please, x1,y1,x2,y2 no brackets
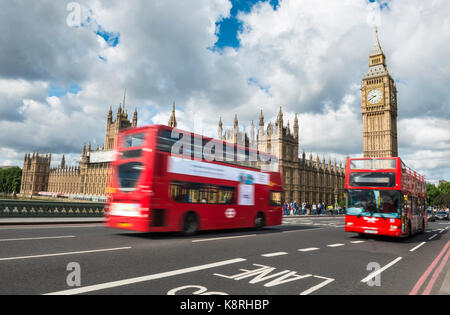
109,203,141,217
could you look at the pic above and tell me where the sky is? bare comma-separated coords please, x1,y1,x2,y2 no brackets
0,0,449,184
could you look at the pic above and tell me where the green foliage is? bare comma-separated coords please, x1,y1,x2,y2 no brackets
427,184,440,206
0,167,22,194
427,182,450,208
434,193,450,208
438,182,450,195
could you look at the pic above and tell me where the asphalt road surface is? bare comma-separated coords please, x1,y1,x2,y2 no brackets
0,217,448,296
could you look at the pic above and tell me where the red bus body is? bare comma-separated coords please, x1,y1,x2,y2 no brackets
345,158,427,238
106,125,283,233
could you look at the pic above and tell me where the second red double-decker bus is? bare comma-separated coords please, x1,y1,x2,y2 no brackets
106,125,283,234
345,158,427,238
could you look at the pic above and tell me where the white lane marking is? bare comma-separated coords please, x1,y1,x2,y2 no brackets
439,228,447,234
429,234,438,240
298,248,320,252
282,228,324,234
327,244,345,248
261,252,288,258
300,276,335,295
44,258,247,295
0,235,75,242
0,224,103,230
351,241,366,244
410,242,427,252
0,247,131,262
192,234,256,243
361,257,403,283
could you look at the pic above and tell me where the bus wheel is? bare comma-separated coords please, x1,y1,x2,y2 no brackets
182,212,199,236
419,219,425,234
405,221,412,239
255,212,265,230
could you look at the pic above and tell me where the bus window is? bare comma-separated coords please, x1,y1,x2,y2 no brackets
118,162,144,192
270,191,282,207
218,187,235,205
349,172,396,188
123,133,146,148
208,187,218,204
347,189,402,214
170,182,235,205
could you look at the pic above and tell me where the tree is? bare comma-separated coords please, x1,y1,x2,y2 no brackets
427,183,440,206
434,193,450,208
438,182,450,195
0,167,22,194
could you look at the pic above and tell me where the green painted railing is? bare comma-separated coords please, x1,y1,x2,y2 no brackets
0,199,105,218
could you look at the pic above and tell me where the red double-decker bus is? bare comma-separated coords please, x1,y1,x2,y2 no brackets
345,158,427,238
106,125,283,234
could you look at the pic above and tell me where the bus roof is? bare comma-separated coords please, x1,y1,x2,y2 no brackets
121,124,279,160
347,157,425,183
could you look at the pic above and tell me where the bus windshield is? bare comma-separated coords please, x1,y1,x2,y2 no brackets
347,189,402,215
118,162,144,192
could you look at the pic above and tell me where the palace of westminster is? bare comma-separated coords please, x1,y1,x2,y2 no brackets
20,29,398,205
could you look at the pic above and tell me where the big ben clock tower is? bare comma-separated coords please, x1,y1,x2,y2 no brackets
361,28,398,158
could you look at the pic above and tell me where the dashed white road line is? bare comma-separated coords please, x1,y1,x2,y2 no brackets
0,247,132,262
351,241,366,244
429,234,438,240
0,224,103,230
410,242,427,252
0,235,75,242
192,234,257,243
361,257,403,283
327,244,345,248
261,252,289,258
298,248,320,252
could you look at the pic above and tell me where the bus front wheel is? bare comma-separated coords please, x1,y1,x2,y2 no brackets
405,221,412,239
182,212,199,236
255,212,265,230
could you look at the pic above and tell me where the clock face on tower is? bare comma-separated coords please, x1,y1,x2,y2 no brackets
367,89,383,105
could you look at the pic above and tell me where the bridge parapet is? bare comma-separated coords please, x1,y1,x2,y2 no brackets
0,199,105,218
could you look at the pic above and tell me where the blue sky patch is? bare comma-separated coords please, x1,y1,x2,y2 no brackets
214,0,279,50
80,7,120,48
96,26,120,47
48,84,82,98
248,77,271,94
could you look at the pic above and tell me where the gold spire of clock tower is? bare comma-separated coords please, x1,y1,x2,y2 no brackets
361,28,398,158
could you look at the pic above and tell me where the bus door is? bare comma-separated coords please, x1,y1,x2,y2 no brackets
411,197,420,234
237,180,256,226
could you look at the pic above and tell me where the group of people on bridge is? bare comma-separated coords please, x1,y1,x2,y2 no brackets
283,202,343,216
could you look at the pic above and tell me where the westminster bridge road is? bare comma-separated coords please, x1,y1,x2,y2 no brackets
0,216,448,296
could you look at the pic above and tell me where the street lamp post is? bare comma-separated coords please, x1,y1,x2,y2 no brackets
334,187,339,215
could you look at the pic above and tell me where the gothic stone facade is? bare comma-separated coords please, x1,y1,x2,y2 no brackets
218,108,346,205
20,104,138,197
